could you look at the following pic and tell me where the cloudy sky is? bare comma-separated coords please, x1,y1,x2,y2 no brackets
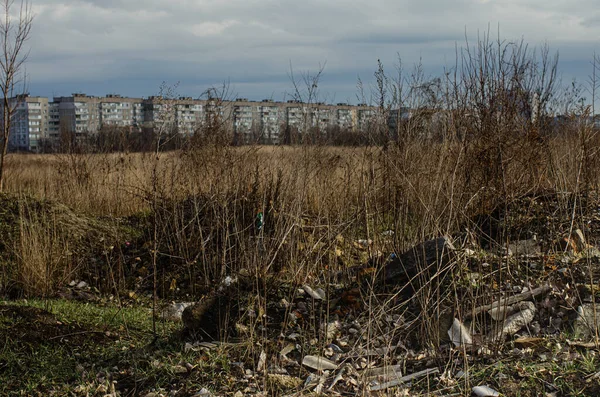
21,0,600,103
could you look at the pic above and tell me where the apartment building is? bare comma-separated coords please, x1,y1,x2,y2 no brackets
232,98,253,142
4,93,381,150
49,94,145,142
335,104,354,130
311,104,334,131
99,94,143,127
1,95,49,152
174,97,204,134
256,100,282,144
284,101,305,131
50,93,101,140
357,106,377,131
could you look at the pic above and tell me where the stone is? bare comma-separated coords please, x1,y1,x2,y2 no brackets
182,294,220,337
303,285,325,300
191,388,213,397
507,239,541,257
488,301,536,342
363,364,403,381
575,304,600,340
76,280,88,289
472,385,500,396
302,355,338,371
267,374,302,388
383,236,455,285
161,302,194,321
448,318,473,347
256,350,267,372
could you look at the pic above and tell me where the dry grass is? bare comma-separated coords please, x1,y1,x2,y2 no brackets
0,131,595,271
0,124,599,345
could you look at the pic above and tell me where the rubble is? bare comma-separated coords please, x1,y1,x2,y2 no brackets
160,302,194,321
382,236,456,284
575,304,600,340
369,368,440,392
303,285,325,300
507,238,541,257
448,318,473,347
472,385,500,396
470,284,552,318
488,301,536,342
301,355,338,371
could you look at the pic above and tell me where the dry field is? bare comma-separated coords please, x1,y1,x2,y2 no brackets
2,134,600,395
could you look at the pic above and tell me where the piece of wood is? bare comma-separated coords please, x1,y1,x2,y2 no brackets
469,284,552,318
369,368,439,391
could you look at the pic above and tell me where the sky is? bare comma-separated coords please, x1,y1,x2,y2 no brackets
19,0,600,104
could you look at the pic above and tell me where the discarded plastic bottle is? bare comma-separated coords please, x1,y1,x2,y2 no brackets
256,212,264,231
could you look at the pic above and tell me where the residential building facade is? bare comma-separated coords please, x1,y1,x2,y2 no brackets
4,93,382,151
0,95,49,152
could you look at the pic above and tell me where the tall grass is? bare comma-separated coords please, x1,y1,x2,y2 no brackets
2,34,600,353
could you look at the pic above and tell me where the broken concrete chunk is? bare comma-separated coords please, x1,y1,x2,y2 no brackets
363,364,403,381
383,236,455,283
488,302,521,321
302,355,338,371
369,368,439,392
507,239,541,257
267,374,302,388
472,385,500,396
448,318,473,347
257,350,267,372
489,301,536,342
575,304,600,340
303,285,325,300
161,302,195,321
76,280,88,289
280,343,296,357
470,284,551,318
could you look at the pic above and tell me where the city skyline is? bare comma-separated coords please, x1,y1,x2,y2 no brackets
24,0,600,104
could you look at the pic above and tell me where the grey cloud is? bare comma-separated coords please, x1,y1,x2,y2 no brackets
21,0,600,101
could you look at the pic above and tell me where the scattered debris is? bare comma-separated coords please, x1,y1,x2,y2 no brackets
328,365,348,391
472,385,500,396
76,280,89,289
383,236,455,283
507,238,541,257
575,304,600,340
489,301,536,342
267,374,302,388
448,318,473,347
513,337,545,348
257,350,267,372
280,343,295,358
302,355,338,371
470,284,552,318
161,302,194,321
191,388,213,397
369,368,440,392
363,364,403,381
303,285,325,300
